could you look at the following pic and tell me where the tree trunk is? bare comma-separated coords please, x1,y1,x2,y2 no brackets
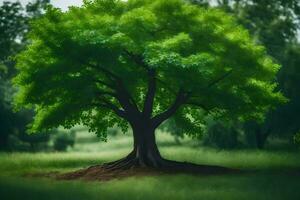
99,120,235,175
255,127,271,149
132,125,163,167
102,122,165,170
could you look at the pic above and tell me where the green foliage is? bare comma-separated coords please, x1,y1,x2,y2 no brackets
14,0,284,140
231,0,300,139
0,1,26,63
211,0,300,59
53,130,76,151
161,108,206,139
203,121,239,149
293,132,300,147
7,132,50,152
269,45,300,136
0,1,50,151
0,0,50,75
190,0,300,147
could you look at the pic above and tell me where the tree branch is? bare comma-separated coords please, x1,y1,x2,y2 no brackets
121,51,160,117
123,50,149,71
185,101,210,113
96,89,117,97
95,79,115,90
207,69,233,88
88,62,140,116
87,63,120,82
142,69,156,119
110,79,140,117
152,89,188,128
157,78,178,95
94,100,128,119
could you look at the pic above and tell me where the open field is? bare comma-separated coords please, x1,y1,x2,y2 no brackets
0,132,300,200
2,0,300,199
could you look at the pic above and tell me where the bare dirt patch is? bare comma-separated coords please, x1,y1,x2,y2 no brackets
24,152,240,182
24,163,239,182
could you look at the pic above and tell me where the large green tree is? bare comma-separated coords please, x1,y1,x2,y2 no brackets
14,0,284,169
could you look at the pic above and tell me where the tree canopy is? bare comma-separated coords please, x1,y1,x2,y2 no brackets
14,0,285,141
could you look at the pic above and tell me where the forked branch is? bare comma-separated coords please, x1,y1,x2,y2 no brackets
152,89,189,128
207,69,233,88
143,69,156,118
95,100,128,119
185,101,210,112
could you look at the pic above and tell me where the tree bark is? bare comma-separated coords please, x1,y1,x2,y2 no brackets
132,124,163,167
102,122,164,170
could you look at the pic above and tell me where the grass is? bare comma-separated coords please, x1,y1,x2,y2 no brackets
0,132,300,200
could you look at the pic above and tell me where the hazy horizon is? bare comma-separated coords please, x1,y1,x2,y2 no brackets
0,0,83,10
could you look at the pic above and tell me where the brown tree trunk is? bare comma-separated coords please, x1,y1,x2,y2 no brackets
102,122,166,170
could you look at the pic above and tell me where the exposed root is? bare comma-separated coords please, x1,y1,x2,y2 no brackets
57,154,239,182
102,151,137,171
159,159,235,174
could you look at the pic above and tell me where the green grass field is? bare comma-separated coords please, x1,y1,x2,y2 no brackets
0,132,300,200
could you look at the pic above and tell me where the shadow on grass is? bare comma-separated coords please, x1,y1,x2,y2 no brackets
1,170,300,200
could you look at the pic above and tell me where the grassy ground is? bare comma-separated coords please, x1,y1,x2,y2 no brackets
0,131,300,200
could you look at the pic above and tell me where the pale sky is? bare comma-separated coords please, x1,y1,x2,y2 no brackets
0,0,83,10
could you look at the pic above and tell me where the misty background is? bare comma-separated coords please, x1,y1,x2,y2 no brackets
0,0,82,10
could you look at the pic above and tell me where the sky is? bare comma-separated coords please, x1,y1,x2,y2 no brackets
0,0,83,10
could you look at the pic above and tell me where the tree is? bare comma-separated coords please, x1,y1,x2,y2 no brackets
216,0,300,59
191,0,300,149
14,0,284,170
269,45,300,137
225,0,300,148
53,130,75,152
0,73,14,150
0,1,27,149
0,0,50,76
0,0,50,150
203,120,239,149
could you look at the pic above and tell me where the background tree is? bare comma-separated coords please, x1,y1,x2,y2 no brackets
191,0,300,149
0,68,14,150
229,0,300,148
0,0,50,150
202,120,240,149
53,130,76,152
14,0,284,169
